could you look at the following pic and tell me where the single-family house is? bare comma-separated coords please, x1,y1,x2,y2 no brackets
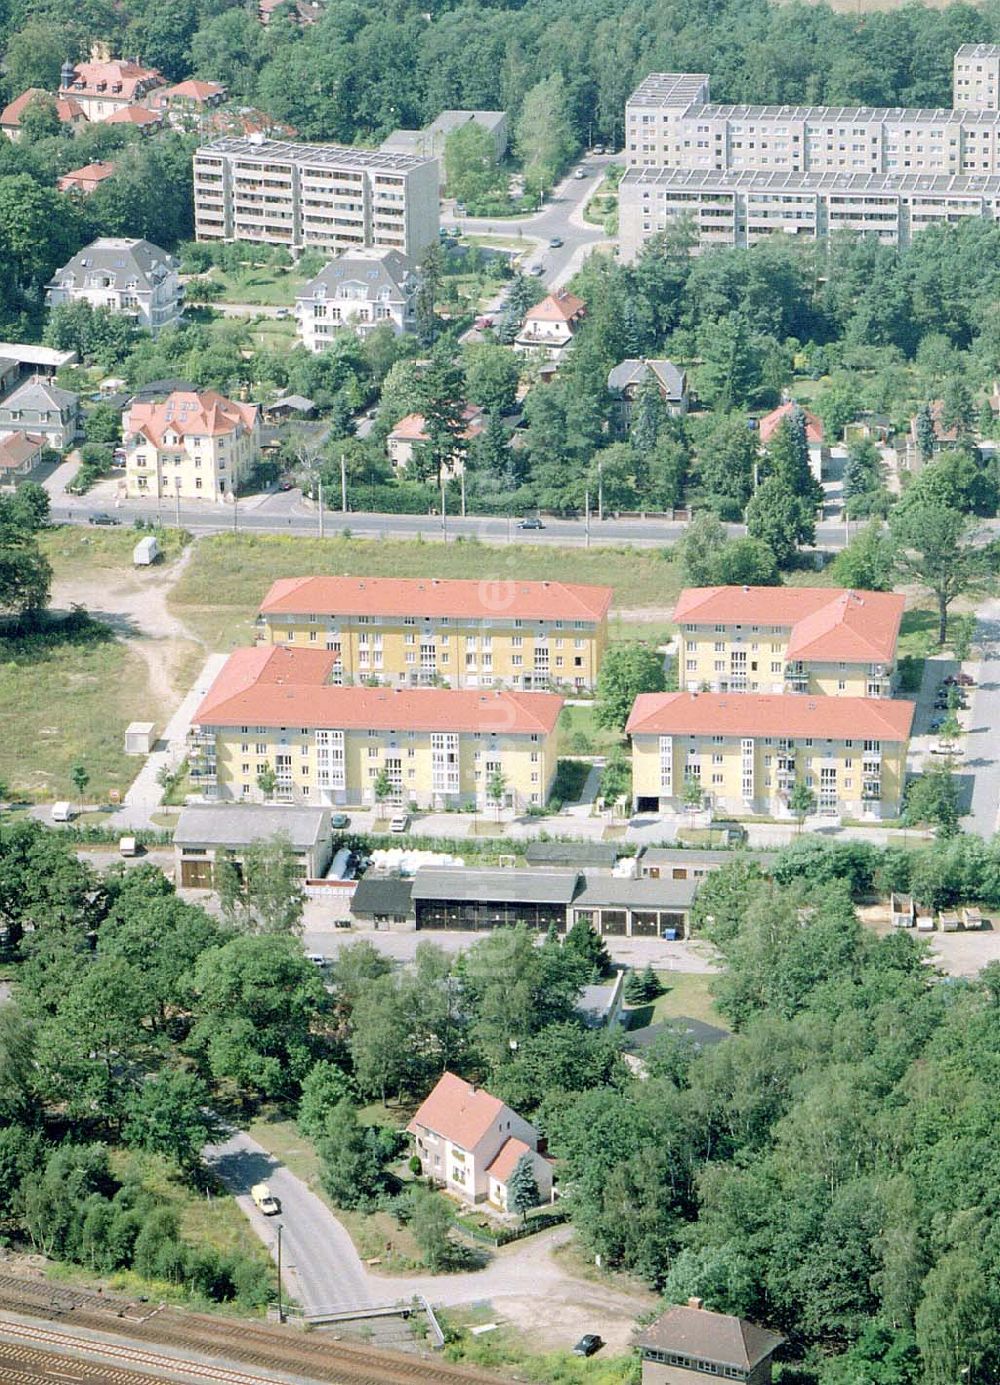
57,161,118,196
102,105,164,132
407,1071,553,1210
47,237,183,337
1,88,86,140
387,405,484,475
608,358,688,433
150,80,227,124
262,394,315,423
759,401,827,482
636,1301,784,1385
295,249,417,348
0,377,80,450
0,432,45,487
515,290,585,356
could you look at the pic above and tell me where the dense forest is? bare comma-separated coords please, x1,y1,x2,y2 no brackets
5,821,1000,1380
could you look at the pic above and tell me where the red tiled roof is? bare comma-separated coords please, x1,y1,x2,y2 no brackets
625,690,914,742
1,88,85,127
673,586,904,664
57,161,117,193
759,401,824,445
60,59,165,102
389,405,483,442
407,1073,507,1151
485,1136,532,1183
127,390,258,448
524,290,585,324
104,105,162,126
0,432,44,471
193,645,564,733
156,79,225,105
259,575,614,622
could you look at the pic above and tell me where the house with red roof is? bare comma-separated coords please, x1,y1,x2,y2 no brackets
673,585,904,698
515,290,586,357
1,89,86,140
407,1072,553,1210
0,432,45,487
387,405,484,475
758,400,827,480
123,389,259,500
186,644,563,809
58,47,166,123
57,162,118,195
626,689,912,820
150,79,227,124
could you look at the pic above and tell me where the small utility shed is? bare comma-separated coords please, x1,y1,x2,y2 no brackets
351,872,415,928
524,840,620,871
638,846,776,881
173,804,332,887
125,721,156,754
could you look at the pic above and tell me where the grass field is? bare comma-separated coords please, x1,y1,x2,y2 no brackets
623,971,726,1032
201,265,305,307
557,704,623,758
168,534,682,649
39,525,189,582
439,1304,636,1383
0,622,152,801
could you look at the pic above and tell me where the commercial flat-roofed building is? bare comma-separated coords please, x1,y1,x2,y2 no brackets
621,49,1000,253
626,690,913,820
188,644,563,811
673,586,905,697
193,136,439,260
255,575,613,691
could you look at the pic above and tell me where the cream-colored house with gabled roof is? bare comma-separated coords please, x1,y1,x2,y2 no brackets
123,389,260,500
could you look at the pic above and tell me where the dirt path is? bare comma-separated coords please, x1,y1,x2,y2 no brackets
51,546,203,711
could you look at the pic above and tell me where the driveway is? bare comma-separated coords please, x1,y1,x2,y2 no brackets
965,599,1000,836
209,1131,654,1351
204,1130,373,1316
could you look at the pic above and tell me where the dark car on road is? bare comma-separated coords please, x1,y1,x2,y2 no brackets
548,235,563,248
88,512,120,526
573,1335,603,1358
519,516,545,530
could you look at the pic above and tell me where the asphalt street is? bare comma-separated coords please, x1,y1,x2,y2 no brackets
204,1130,374,1316
965,598,1000,837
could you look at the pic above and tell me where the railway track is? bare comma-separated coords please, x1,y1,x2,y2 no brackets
0,1275,503,1385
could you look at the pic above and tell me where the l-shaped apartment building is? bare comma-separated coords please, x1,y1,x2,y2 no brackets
628,585,914,819
620,44,1000,255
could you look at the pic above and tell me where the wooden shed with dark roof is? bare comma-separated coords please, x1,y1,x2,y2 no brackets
637,1301,784,1384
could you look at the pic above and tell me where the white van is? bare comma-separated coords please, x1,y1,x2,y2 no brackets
51,801,73,822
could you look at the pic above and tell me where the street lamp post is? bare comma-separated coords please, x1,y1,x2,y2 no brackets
276,1223,284,1323
584,488,591,549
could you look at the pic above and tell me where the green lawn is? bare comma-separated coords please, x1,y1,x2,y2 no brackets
168,534,683,650
40,525,189,582
625,971,726,1031
557,704,623,758
200,266,305,307
0,623,153,801
898,605,941,658
439,1304,638,1383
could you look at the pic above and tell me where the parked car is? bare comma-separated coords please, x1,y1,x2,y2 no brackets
390,812,410,833
330,812,350,829
455,202,467,215
474,315,494,329
519,516,545,529
275,307,290,319
529,263,545,276
573,1335,604,1358
51,801,73,823
277,476,294,492
251,1183,280,1215
591,143,605,154
574,167,587,178
88,512,120,526
548,235,563,247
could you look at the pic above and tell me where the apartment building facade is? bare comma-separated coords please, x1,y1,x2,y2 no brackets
672,586,904,698
123,389,260,500
620,45,1000,253
187,645,563,810
46,238,183,336
255,575,612,691
193,137,439,260
626,690,913,819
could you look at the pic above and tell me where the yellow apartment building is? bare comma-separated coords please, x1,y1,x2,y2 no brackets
672,587,905,698
188,645,563,810
627,691,913,820
123,389,260,500
255,576,613,692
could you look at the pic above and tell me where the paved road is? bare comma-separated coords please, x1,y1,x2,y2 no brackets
965,600,1000,836
204,1130,373,1316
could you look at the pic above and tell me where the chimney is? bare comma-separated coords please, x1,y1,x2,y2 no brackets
687,1297,704,1311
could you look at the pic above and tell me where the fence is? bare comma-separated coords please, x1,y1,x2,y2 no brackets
459,1208,568,1249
